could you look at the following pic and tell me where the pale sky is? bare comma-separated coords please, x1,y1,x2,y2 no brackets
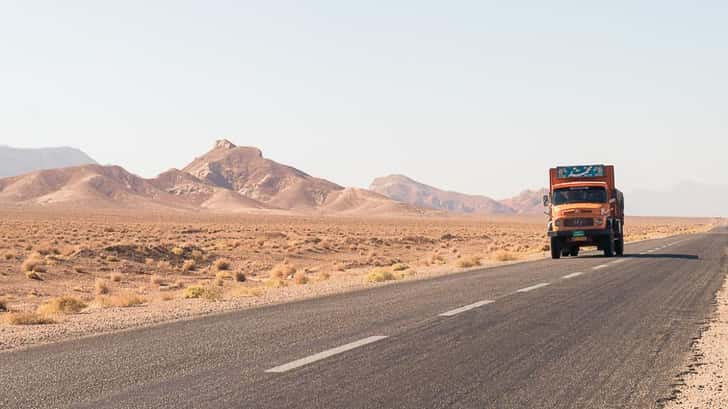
1,1,727,198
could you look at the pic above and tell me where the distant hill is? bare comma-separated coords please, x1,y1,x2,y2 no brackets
0,140,426,216
370,174,514,214
499,188,549,214
0,145,97,178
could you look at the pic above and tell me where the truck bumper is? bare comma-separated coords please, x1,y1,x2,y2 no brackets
548,229,611,239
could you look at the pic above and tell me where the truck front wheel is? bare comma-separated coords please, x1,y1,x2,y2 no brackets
603,236,615,257
550,237,562,259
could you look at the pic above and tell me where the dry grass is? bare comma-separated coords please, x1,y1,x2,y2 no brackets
491,250,519,262
213,258,231,271
150,274,164,286
456,256,482,268
181,259,196,273
25,270,43,280
269,262,297,279
21,253,46,273
265,278,288,288
36,296,87,315
2,312,55,326
367,268,397,283
109,273,122,282
96,292,145,308
226,285,264,298
94,278,110,295
293,271,309,285
183,285,223,301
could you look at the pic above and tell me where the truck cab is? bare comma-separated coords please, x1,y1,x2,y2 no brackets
545,165,625,259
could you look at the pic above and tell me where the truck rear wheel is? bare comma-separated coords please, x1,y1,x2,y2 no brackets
570,247,579,257
615,238,624,256
603,236,615,257
550,237,561,259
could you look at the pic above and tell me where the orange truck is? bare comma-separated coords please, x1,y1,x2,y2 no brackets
544,165,625,259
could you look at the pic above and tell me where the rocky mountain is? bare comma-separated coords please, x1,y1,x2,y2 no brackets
370,174,514,214
182,140,345,210
0,145,97,178
499,188,549,214
0,164,188,210
0,139,425,216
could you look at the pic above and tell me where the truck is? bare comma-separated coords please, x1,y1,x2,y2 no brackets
544,164,625,259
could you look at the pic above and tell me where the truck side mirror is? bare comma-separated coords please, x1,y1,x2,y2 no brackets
542,194,549,207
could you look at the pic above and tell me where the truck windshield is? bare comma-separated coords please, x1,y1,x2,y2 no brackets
552,187,607,205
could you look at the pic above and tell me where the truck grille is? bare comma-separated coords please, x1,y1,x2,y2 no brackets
564,218,594,227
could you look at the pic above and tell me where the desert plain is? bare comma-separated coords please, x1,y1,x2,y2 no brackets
0,208,717,351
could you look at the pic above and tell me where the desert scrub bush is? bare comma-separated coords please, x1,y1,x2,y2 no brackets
95,278,110,295
181,259,196,273
318,272,331,281
21,253,46,273
109,273,122,282
213,259,231,271
3,251,15,260
214,272,227,286
0,298,7,312
491,250,519,262
233,271,246,282
269,262,296,279
150,274,164,286
367,268,396,283
171,246,184,256
25,270,43,280
265,278,288,288
37,296,87,315
391,263,409,272
227,285,264,298
427,251,446,266
96,292,145,308
183,285,222,301
293,271,309,285
2,312,55,325
456,256,482,269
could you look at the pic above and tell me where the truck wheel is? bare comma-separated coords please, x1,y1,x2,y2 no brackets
603,236,615,257
550,238,561,259
561,248,570,257
615,238,624,256
570,247,580,257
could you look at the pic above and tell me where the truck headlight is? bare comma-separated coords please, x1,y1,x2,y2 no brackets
555,219,563,227
595,218,604,225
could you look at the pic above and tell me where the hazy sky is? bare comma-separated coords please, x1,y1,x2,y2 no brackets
2,1,727,198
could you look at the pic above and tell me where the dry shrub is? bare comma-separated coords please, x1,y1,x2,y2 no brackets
3,312,55,325
3,252,15,261
171,247,184,256
214,259,231,271
367,268,396,283
233,271,246,282
150,274,164,286
25,271,43,281
95,278,110,295
265,278,288,288
427,251,446,266
293,271,309,285
181,259,196,273
318,272,331,281
21,254,46,273
183,285,222,301
109,273,122,282
492,250,519,262
391,263,409,271
456,256,482,269
227,286,264,298
269,262,296,279
37,296,87,315
0,298,7,312
96,292,145,308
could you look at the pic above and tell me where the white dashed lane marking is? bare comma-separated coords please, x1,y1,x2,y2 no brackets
439,300,495,317
562,272,585,279
516,283,550,293
266,336,389,373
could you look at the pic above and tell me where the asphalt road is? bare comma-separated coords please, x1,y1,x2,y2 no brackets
2,228,726,409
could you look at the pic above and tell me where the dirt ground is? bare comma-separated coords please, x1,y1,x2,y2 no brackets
664,246,728,409
0,209,718,351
